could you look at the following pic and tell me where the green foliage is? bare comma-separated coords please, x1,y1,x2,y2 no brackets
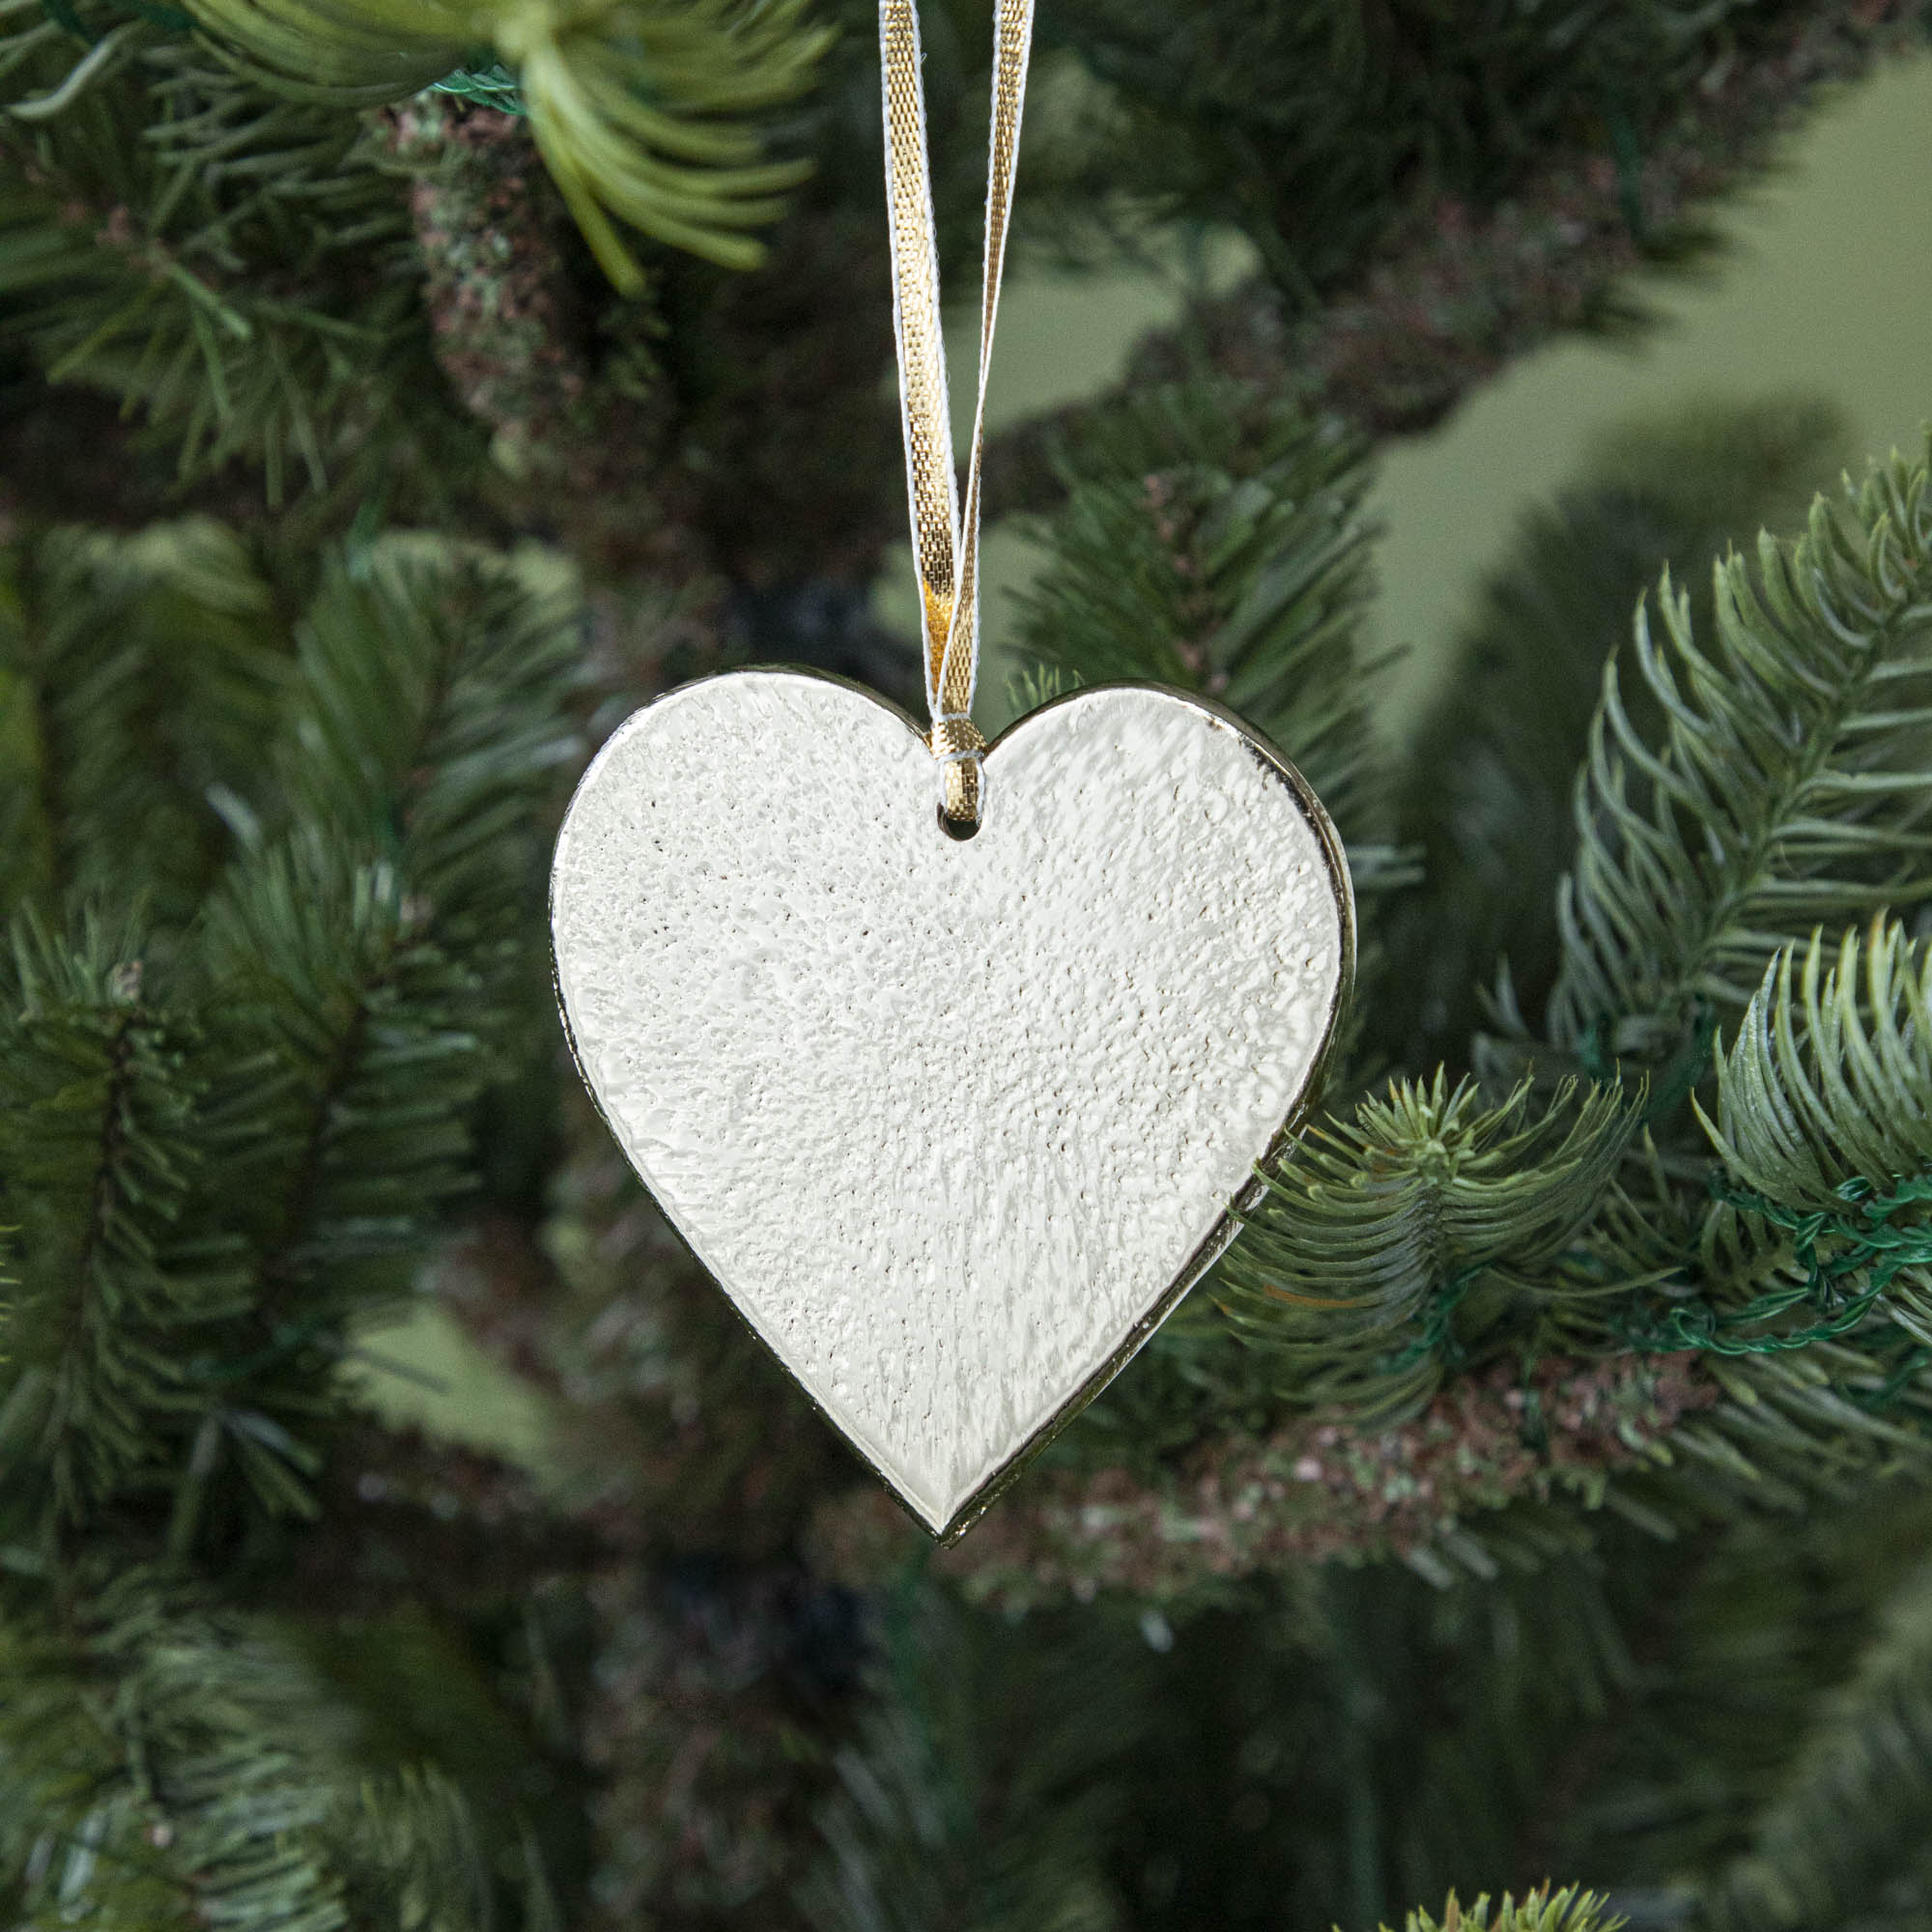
804,1546,1668,1932
1029,0,1853,306
0,1579,500,1932
1707,919,1932,1215
171,0,832,287
1519,1482,1932,1896
1008,379,1396,879
0,521,286,921
1628,920,1932,1388
1543,443,1932,1072
802,1584,1152,1932
250,539,581,951
0,525,581,1549
1217,1074,1638,1419
0,25,476,504
0,912,221,1528
182,838,490,1523
1369,1889,1622,1932
814,1476,1932,1932
1195,437,1932,1432
1692,1552,1932,1930
429,59,526,113
1380,397,1852,1074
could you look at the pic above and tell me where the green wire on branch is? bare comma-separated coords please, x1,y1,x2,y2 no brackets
1619,920,1932,1361
171,0,831,287
1619,1171,1932,1359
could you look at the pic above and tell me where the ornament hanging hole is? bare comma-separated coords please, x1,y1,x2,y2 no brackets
937,802,980,842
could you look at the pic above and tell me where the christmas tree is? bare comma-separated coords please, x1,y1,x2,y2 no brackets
1,0,1930,1925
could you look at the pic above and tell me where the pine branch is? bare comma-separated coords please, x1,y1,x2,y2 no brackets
0,1578,512,1932
1216,1075,1641,1420
809,1354,1711,1612
0,521,286,927
1695,1555,1932,1931
897,1331,1932,1615
1008,379,1395,873
802,1517,1672,1929
1037,0,1880,315
1705,919,1932,1215
253,540,582,947
166,0,833,289
202,844,462,1292
799,1579,1151,1932
1456,442,1932,1470
1617,920,1932,1404
1369,1890,1624,1932
391,115,911,599
1377,397,1852,1077
169,539,581,1527
982,1,1931,517
808,1465,1932,1929
0,914,228,1539
1533,1482,1932,1897
0,526,582,1546
384,95,668,492
0,30,480,505
1537,440,1932,1071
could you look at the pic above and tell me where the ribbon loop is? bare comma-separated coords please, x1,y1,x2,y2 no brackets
880,0,1035,823
930,710,988,825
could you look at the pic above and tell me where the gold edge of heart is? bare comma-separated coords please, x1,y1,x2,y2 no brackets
881,0,1035,827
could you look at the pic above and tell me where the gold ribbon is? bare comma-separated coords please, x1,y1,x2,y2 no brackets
881,0,1034,826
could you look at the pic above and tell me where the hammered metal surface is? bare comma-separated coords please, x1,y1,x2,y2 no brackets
551,672,1349,1533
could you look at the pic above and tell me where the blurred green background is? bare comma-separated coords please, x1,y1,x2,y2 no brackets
362,48,1932,1463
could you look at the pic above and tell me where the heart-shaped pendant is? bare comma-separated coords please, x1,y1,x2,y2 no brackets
551,669,1351,1537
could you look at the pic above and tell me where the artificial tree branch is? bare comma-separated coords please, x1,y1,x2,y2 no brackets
805,1354,1716,1610
984,0,1931,517
273,1416,614,1621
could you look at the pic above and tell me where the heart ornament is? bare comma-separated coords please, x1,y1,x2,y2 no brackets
551,0,1354,1537
550,669,1351,1535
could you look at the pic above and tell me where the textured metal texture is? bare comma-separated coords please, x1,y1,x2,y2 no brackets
551,671,1352,1536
